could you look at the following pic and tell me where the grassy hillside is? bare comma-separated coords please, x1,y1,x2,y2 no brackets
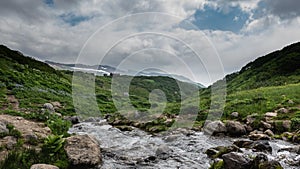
225,42,300,93
0,42,300,134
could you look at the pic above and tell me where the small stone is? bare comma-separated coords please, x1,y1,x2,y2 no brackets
288,100,294,104
265,112,277,117
156,144,172,160
264,129,274,137
261,121,272,129
249,133,271,141
277,108,289,114
43,103,55,112
231,112,239,118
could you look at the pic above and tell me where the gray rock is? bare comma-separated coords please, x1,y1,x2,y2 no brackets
226,121,246,136
30,164,59,169
0,122,8,134
203,121,227,136
231,112,239,118
222,152,251,169
156,144,172,160
265,112,277,117
252,140,272,153
282,120,291,131
264,129,274,137
233,139,254,148
1,136,17,150
261,121,272,129
277,107,289,114
43,103,54,112
249,133,271,141
64,135,102,168
65,116,80,124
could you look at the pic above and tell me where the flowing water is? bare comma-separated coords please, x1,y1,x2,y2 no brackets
69,119,300,169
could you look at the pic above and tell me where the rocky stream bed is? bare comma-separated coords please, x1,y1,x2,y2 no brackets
69,119,300,169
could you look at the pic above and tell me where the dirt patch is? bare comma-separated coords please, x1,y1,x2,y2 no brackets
0,114,51,139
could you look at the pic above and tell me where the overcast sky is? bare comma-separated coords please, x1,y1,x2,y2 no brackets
1,0,300,86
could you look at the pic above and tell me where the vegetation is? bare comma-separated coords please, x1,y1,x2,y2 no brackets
0,41,300,167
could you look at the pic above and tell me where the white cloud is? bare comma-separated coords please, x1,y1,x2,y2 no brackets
0,0,299,86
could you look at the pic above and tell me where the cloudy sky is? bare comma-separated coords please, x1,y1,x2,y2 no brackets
1,0,300,86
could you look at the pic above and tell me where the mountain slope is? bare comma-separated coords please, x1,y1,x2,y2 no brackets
225,42,300,92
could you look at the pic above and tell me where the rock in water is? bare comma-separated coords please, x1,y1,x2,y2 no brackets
226,121,246,136
203,120,227,136
222,152,251,169
64,135,102,169
30,164,59,169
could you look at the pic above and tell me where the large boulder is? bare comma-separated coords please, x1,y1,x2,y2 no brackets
222,152,251,169
226,121,246,136
30,164,59,169
203,121,227,136
64,135,102,169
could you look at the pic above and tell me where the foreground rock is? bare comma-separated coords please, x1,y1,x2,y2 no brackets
203,121,227,136
30,164,59,169
225,121,246,136
64,134,102,169
222,152,251,169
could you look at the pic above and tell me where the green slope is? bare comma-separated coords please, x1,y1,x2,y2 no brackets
225,42,300,93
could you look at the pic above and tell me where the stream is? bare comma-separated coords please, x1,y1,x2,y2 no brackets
69,119,300,169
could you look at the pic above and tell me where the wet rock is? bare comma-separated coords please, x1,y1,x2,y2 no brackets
249,133,271,141
231,112,239,118
43,103,54,112
156,144,172,160
0,122,8,134
279,145,300,154
252,140,272,153
258,160,283,169
226,121,246,136
65,116,80,125
64,135,102,169
233,139,254,148
222,152,251,169
252,153,268,168
264,129,274,137
203,121,227,136
115,125,134,131
206,145,242,159
30,164,59,169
